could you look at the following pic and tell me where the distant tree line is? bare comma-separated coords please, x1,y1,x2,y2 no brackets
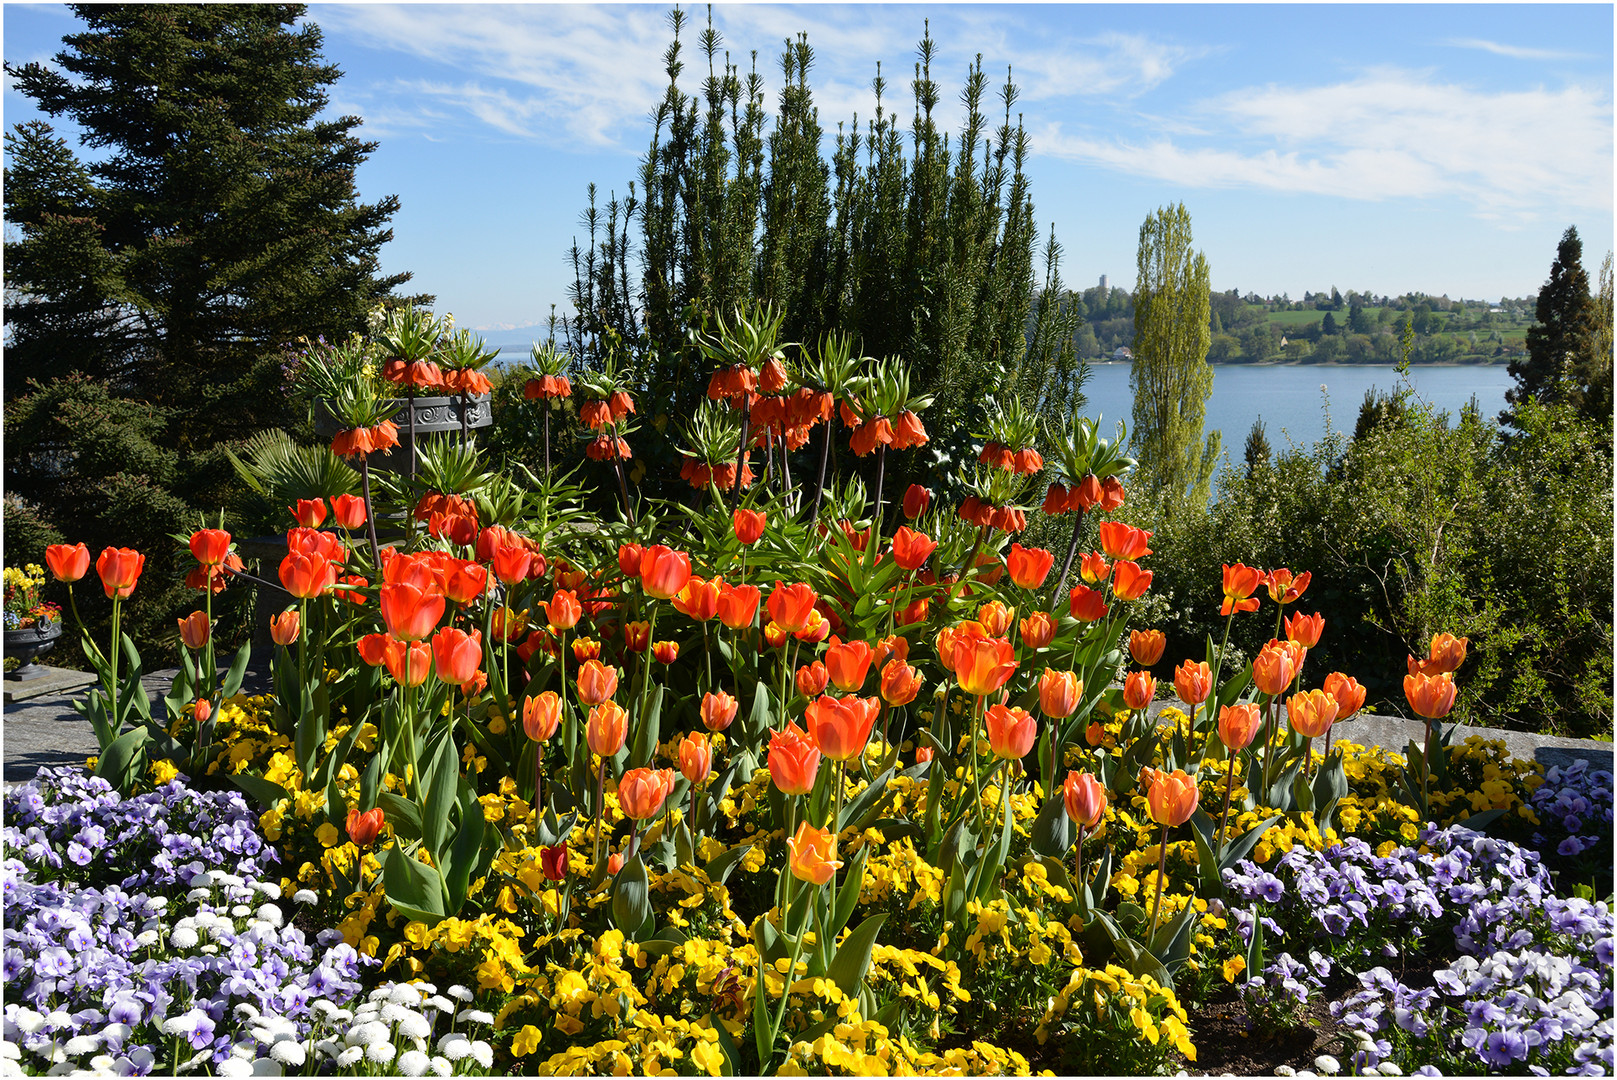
1042,284,1540,365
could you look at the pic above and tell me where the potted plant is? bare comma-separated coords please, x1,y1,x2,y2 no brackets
3,562,63,679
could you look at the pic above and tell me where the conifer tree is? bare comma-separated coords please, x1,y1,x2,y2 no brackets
1504,226,1596,425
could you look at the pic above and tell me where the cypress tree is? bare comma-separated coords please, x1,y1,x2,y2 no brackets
1504,226,1596,425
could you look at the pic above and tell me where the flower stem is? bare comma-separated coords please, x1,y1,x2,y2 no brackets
1148,822,1170,942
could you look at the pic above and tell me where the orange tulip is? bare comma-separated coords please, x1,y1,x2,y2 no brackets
523,692,562,742
1285,611,1325,650
1173,660,1213,706
431,626,483,687
1142,767,1199,827
915,746,935,764
1068,585,1109,623
330,494,367,531
278,551,330,600
1098,522,1152,562
1019,611,1057,650
1079,551,1110,585
652,640,679,665
787,821,842,885
1218,703,1262,751
586,701,629,757
795,661,830,698
678,731,713,786
188,529,232,567
768,721,822,795
879,659,923,706
382,638,432,688
805,695,881,762
702,690,739,731
624,621,651,652
378,582,444,642
45,543,91,583
1287,689,1339,739
767,581,819,632
673,576,723,622
1426,633,1468,675
763,622,789,649
270,609,301,646
491,544,534,586
606,852,625,875
576,660,619,706
1265,568,1312,605
1220,563,1265,616
976,601,1014,638
570,636,600,662
1063,771,1108,828
951,634,1018,698
903,484,931,519
874,635,909,668
1323,672,1367,720
1129,629,1166,667
1123,670,1157,711
1085,720,1105,746
535,588,579,631
193,698,212,724
1112,561,1153,601
890,527,938,572
825,639,874,692
618,767,676,821
1404,671,1457,720
733,508,767,546
716,582,761,629
1037,669,1081,718
288,499,327,528
1250,641,1299,697
177,611,210,650
617,543,644,578
96,546,145,599
1006,543,1054,589
985,703,1038,760
638,546,692,600
442,560,488,605
346,807,385,847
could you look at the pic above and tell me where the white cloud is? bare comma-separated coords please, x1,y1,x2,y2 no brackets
1445,38,1589,62
1034,71,1613,216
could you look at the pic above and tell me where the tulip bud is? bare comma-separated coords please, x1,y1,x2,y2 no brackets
193,698,213,725
540,844,569,881
1039,669,1082,719
652,640,679,665
985,703,1038,761
902,484,931,519
523,692,562,742
1063,771,1107,828
586,701,628,757
1129,629,1166,667
346,807,385,847
1173,660,1213,706
1218,703,1262,752
1123,670,1157,711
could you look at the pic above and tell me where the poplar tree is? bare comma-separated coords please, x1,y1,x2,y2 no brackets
1129,203,1218,509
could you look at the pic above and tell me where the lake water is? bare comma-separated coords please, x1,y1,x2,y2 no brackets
1072,362,1514,464
482,332,1515,467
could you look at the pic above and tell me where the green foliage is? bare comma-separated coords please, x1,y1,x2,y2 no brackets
1505,226,1603,428
4,4,416,660
562,11,1074,505
1130,204,1218,511
1126,389,1612,738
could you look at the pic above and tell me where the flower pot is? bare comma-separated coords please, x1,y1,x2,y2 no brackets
313,394,492,475
5,620,62,681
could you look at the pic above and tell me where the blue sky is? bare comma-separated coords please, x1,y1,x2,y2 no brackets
5,3,1613,335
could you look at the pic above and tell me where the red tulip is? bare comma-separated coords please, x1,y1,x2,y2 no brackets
768,722,822,795
733,508,767,546
96,547,145,599
652,640,679,665
1079,551,1110,584
288,499,327,528
379,582,445,642
902,484,931,519
271,610,302,646
889,527,938,572
985,703,1037,760
1006,543,1054,589
188,529,232,567
45,543,90,583
431,626,483,687
805,695,881,762
767,581,819,633
1068,585,1109,623
278,551,331,600
491,544,534,586
442,560,488,605
639,546,692,600
540,844,569,880
1098,522,1152,561
716,582,761,629
330,494,367,531
1112,561,1152,601
795,661,830,699
618,543,644,578
356,631,389,666
346,807,385,847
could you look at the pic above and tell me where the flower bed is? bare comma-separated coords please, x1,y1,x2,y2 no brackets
7,309,1612,1075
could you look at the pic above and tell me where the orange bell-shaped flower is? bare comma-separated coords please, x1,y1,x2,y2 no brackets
985,703,1038,760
